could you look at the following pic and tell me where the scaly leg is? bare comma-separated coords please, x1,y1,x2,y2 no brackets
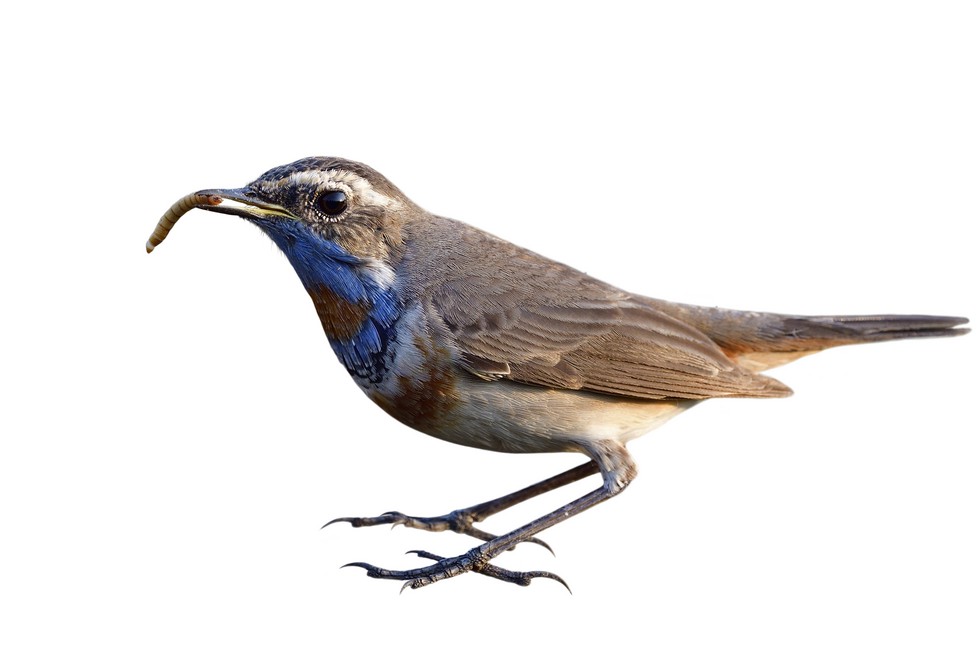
343,444,636,590
326,461,599,550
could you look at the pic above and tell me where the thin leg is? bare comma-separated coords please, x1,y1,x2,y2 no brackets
344,443,636,590
326,461,600,548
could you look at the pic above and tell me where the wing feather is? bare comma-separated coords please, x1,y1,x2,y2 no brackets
433,295,790,400
413,216,791,401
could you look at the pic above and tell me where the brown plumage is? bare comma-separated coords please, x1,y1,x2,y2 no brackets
149,156,969,590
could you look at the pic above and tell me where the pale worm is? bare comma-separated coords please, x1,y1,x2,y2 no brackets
146,193,222,253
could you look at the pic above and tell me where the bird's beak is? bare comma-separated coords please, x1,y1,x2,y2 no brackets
194,188,295,221
146,188,297,253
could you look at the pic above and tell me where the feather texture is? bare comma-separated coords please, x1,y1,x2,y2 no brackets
405,215,791,400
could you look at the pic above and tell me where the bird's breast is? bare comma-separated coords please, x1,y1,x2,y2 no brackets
362,304,462,434
306,279,401,385
308,284,372,340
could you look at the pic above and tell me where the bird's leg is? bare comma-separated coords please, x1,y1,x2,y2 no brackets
403,550,571,591
326,461,599,550
344,443,636,590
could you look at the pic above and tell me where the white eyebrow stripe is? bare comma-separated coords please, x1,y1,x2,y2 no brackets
288,169,401,208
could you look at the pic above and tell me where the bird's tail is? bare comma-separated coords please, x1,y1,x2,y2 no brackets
644,300,970,372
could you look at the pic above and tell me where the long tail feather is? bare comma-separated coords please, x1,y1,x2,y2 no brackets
643,300,969,372
777,314,970,345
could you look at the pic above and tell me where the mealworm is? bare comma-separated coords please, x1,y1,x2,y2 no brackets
146,193,223,253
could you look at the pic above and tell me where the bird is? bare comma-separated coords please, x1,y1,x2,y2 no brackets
147,156,969,591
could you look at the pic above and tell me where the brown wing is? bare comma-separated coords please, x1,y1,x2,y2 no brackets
425,261,790,401
435,296,790,400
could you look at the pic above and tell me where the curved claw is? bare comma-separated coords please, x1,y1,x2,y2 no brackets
341,561,369,570
323,512,409,530
340,561,408,581
525,537,555,556
522,570,571,594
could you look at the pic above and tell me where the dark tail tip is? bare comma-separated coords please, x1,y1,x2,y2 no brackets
784,314,969,344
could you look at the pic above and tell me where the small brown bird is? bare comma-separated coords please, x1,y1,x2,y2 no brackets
149,156,969,590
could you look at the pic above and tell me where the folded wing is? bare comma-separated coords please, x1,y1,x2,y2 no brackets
432,285,791,401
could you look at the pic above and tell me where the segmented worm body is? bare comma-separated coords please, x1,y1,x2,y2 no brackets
146,193,222,253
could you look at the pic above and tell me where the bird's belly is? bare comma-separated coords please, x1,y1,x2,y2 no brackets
432,379,697,454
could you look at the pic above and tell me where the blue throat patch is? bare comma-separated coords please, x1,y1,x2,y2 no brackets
255,219,402,384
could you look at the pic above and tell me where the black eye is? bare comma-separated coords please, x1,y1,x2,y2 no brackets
316,190,348,216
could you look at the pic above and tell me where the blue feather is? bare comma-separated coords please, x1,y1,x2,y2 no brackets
255,219,402,383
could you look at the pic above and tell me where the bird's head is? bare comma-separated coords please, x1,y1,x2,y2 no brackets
147,157,420,357
194,156,415,292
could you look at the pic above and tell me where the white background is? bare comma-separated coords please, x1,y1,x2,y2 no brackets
2,2,977,652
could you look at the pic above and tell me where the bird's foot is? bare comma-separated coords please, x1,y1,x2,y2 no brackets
325,509,552,553
326,508,481,535
343,548,569,592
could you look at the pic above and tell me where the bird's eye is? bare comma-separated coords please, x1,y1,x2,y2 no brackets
316,190,348,216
